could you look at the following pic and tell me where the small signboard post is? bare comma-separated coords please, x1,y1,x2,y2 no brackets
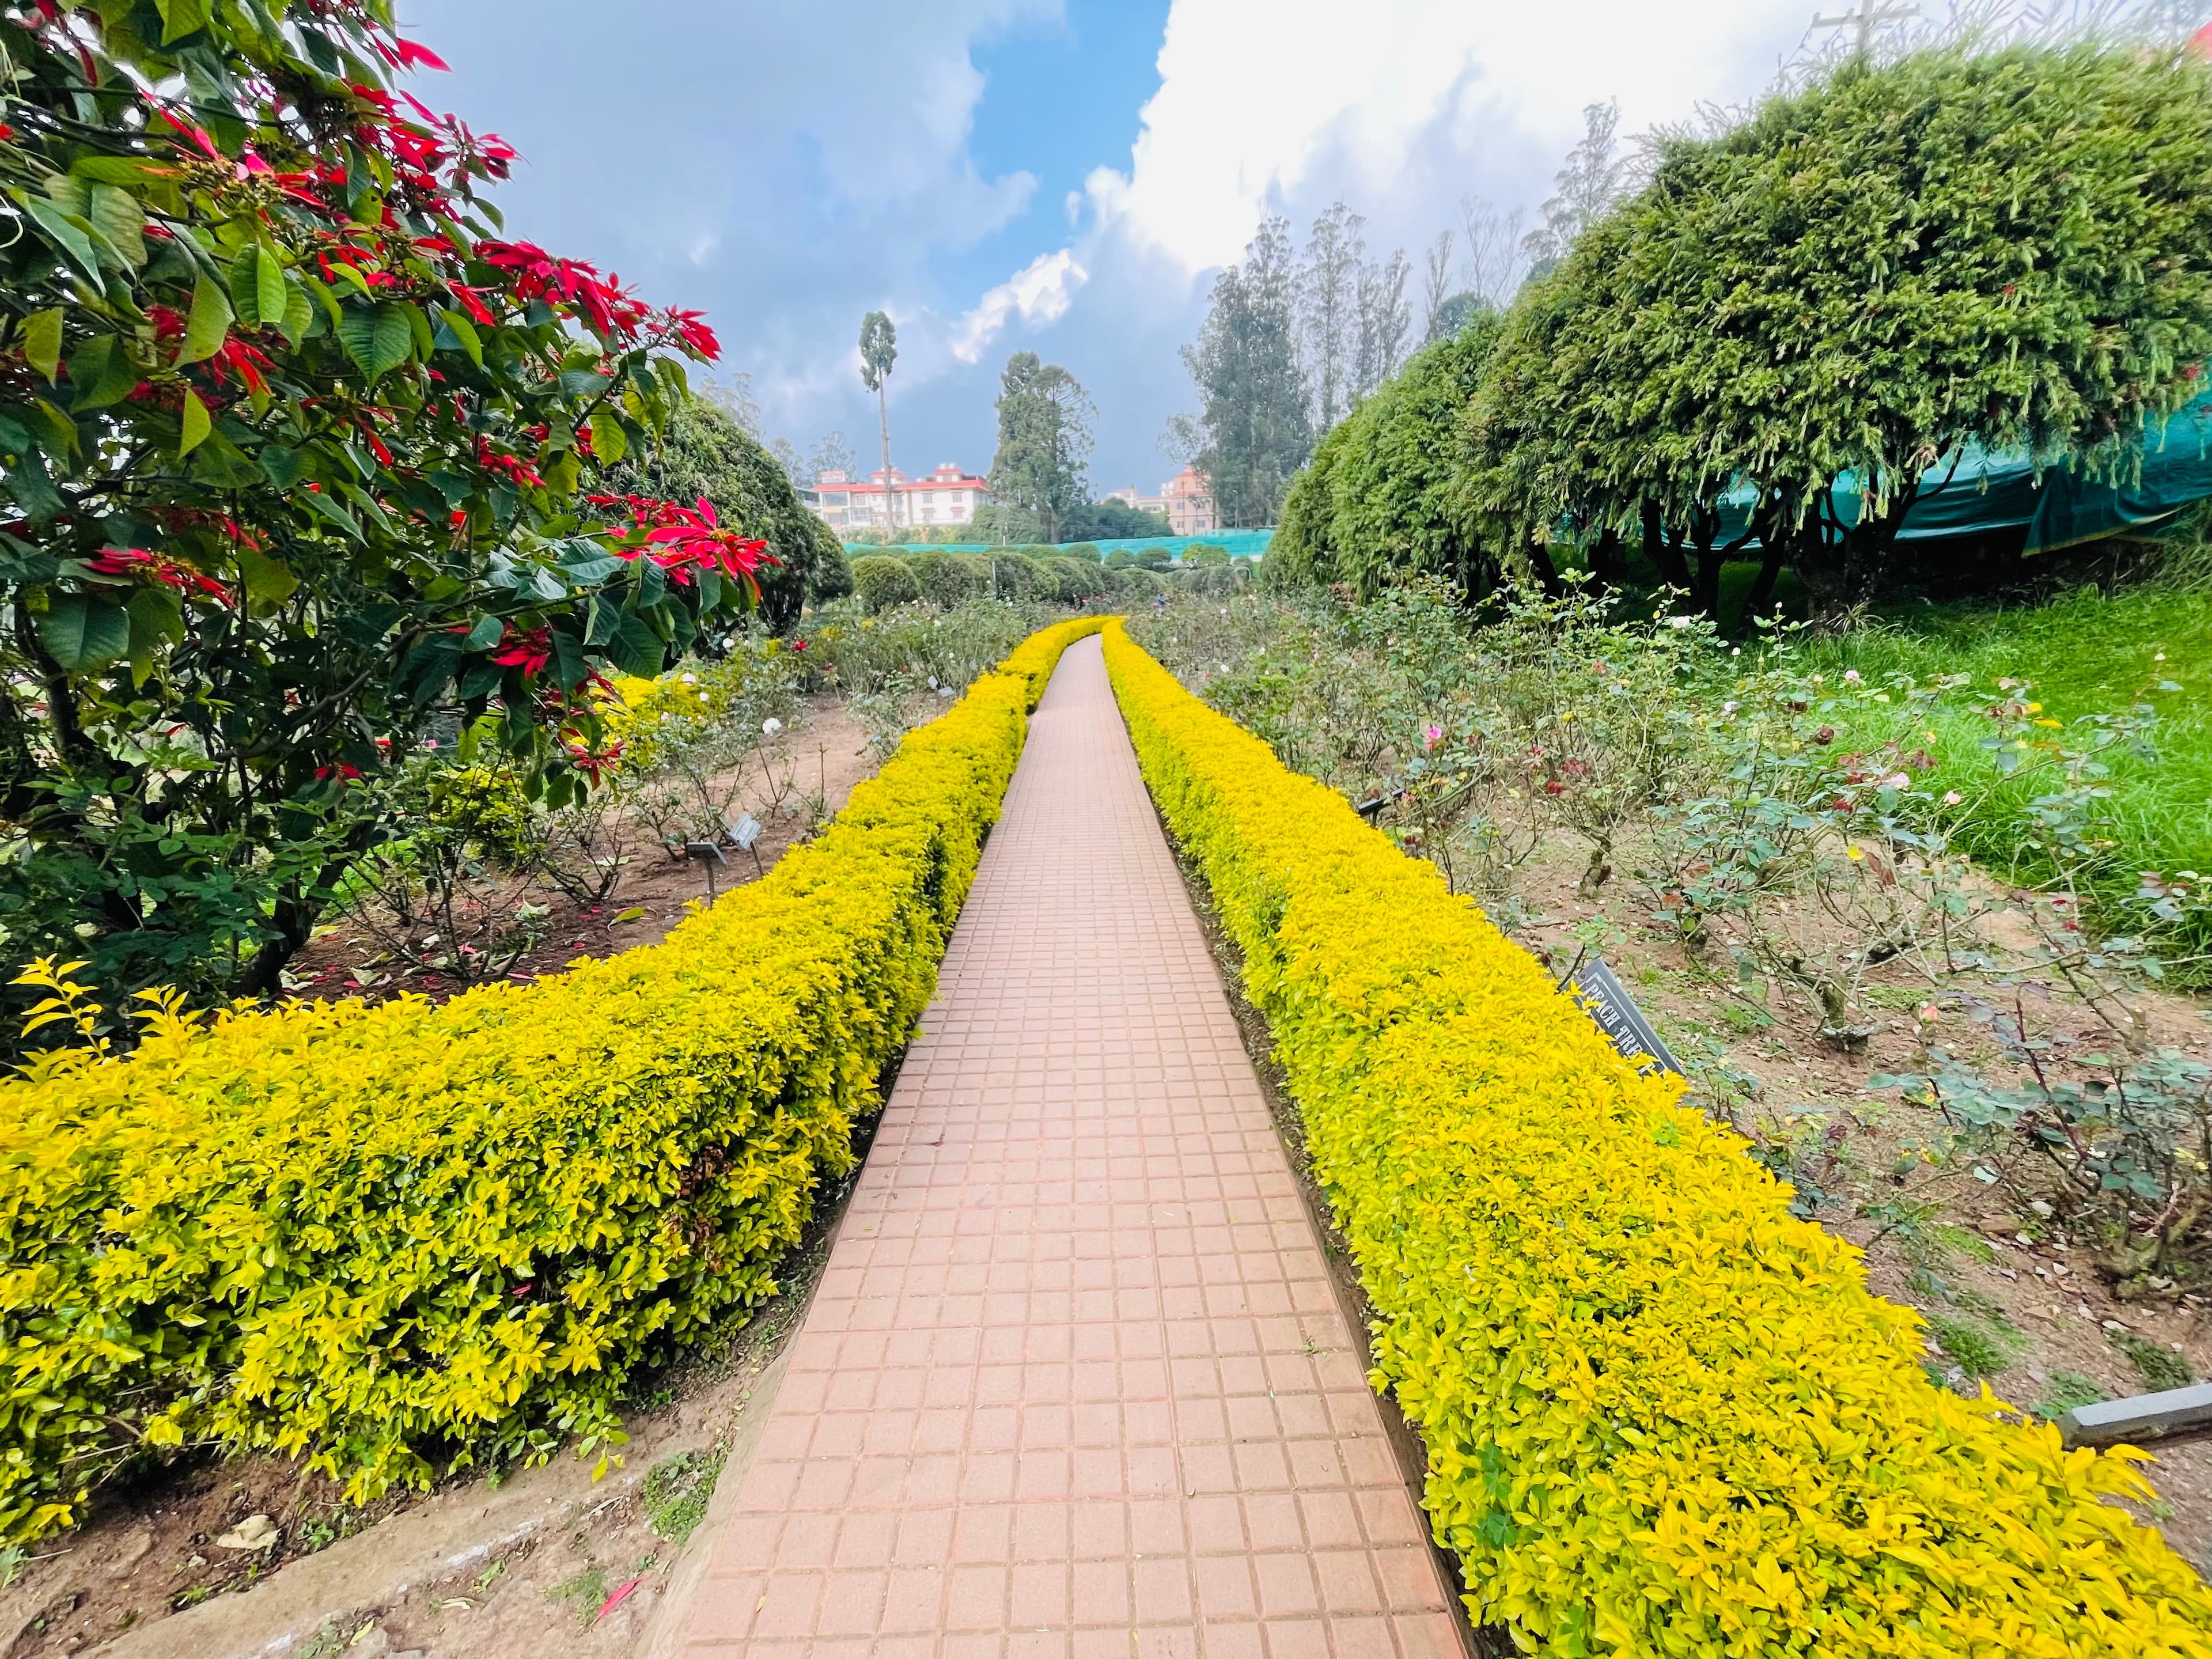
1566,955,1683,1077
2060,1382,2212,1450
687,812,767,901
729,812,766,877
682,838,728,900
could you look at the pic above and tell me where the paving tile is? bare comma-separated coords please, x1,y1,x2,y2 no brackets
680,638,1453,1654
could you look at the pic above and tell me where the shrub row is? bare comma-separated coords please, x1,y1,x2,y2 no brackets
0,618,1105,1544
1097,619,2212,1658
848,550,1108,613
840,550,1196,615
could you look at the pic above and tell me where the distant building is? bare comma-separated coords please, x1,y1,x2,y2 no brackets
1162,467,1215,535
803,462,988,533
1104,484,1169,520
1105,468,1215,535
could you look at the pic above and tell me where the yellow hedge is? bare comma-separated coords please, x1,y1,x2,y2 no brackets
0,618,1104,1544
1099,620,2212,1658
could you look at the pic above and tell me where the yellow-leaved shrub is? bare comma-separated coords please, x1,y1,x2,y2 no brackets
0,618,1104,1544
1099,619,2212,1658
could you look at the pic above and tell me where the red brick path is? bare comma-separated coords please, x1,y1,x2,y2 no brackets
681,636,1459,1658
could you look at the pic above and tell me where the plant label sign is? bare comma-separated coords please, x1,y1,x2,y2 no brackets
728,813,763,850
1569,956,1683,1077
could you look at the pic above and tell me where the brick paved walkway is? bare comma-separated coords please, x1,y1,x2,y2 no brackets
681,635,1459,1659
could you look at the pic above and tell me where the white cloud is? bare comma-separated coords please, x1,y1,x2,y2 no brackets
950,248,1090,363
1085,0,1813,274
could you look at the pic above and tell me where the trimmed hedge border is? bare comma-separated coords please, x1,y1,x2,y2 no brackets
0,618,1105,1544
1099,619,2212,1658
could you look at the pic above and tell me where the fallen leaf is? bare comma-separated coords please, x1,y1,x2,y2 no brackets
596,1575,645,1621
612,906,647,924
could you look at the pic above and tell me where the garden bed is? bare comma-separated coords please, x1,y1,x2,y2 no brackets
282,695,881,1007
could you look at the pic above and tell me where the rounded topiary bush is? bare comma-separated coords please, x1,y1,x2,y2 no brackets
902,550,981,607
809,544,854,605
986,552,1043,601
1041,556,1100,605
851,554,920,612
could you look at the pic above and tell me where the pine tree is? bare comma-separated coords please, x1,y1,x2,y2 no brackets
1177,216,1312,527
1299,204,1365,432
1521,102,1627,278
987,353,1096,544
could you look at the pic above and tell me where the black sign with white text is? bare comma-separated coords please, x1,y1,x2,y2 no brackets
1570,955,1683,1077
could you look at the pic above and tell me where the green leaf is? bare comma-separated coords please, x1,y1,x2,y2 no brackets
42,175,88,219
305,276,344,333
153,0,212,44
464,613,506,650
432,305,483,366
126,584,185,684
86,185,146,268
178,388,212,457
335,478,399,536
606,612,667,677
227,252,264,327
584,593,622,646
20,308,63,384
336,304,415,384
404,304,435,362
325,260,374,300
254,244,286,329
20,194,103,285
301,488,363,541
5,456,66,521
66,335,139,411
70,157,166,188
279,285,316,348
26,399,78,460
258,445,305,491
588,409,629,466
548,629,590,691
127,581,187,647
236,544,298,604
38,593,131,669
178,272,232,365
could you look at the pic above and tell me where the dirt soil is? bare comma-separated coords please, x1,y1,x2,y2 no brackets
1483,828,2212,1570
283,694,878,1005
1,696,881,1659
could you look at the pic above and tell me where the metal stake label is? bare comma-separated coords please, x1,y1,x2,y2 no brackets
1569,955,1684,1077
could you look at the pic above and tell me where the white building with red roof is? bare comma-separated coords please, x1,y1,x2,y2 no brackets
804,463,989,534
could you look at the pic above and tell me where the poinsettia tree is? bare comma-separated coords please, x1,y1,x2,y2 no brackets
0,0,764,1026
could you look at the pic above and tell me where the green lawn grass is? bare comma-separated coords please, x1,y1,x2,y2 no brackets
1804,573,2211,980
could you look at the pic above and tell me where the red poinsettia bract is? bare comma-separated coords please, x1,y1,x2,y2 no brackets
85,548,232,604
586,494,776,593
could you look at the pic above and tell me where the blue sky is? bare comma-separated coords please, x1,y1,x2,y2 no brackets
403,1,1818,493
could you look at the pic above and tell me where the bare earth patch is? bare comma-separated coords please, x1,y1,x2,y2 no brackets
283,694,880,1006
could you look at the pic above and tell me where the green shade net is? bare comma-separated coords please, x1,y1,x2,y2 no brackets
1715,389,2212,553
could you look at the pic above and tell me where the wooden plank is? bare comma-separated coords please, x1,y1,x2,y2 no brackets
2061,1382,2212,1448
